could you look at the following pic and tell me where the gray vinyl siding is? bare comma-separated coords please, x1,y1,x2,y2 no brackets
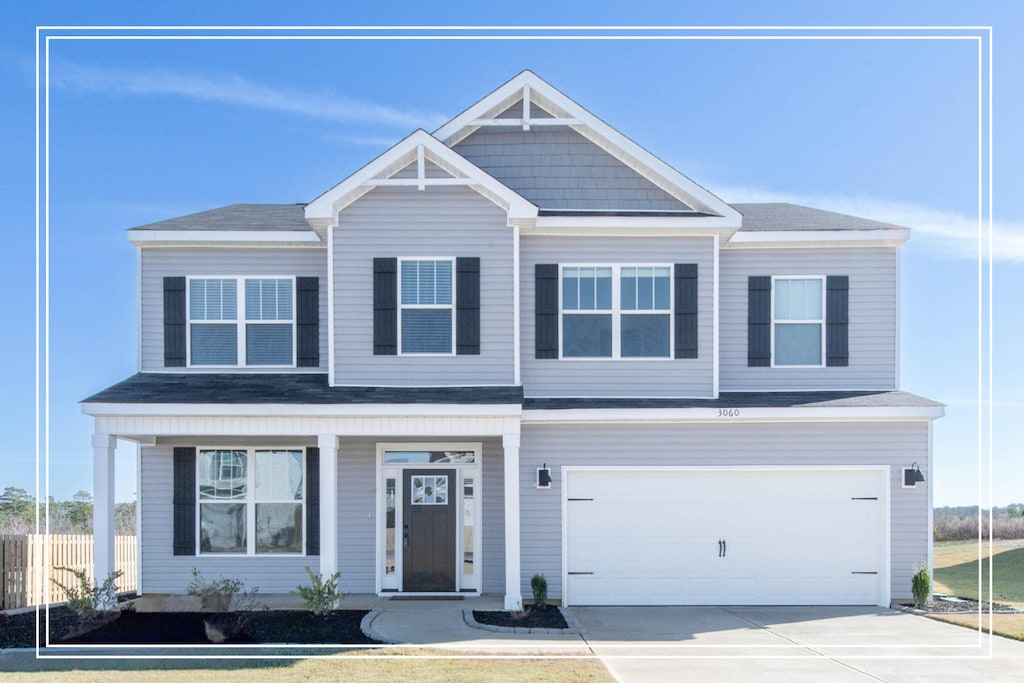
518,420,929,602
139,443,314,594
334,185,515,385
139,247,328,372
453,127,690,211
521,236,715,397
720,247,898,390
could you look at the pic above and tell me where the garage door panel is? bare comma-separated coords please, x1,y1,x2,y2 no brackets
565,469,887,606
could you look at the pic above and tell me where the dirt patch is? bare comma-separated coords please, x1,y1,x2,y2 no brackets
0,608,378,647
473,606,568,629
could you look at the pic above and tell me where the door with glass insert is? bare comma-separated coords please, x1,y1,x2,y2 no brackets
402,469,457,591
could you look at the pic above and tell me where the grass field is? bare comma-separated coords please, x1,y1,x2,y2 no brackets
932,539,1024,607
0,648,614,682
928,539,1024,641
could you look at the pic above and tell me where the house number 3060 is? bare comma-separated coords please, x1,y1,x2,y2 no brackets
717,409,740,417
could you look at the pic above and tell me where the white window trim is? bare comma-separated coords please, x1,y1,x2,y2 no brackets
558,263,674,360
770,275,826,369
196,446,306,557
186,275,298,369
397,257,457,357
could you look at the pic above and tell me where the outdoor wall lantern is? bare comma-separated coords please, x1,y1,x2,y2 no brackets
903,462,926,487
537,464,552,489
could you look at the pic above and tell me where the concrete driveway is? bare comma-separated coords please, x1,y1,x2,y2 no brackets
571,605,1024,682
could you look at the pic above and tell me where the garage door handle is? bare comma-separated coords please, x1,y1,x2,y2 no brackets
723,539,727,557
718,539,723,557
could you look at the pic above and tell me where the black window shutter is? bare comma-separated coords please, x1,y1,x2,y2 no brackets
535,264,559,359
747,276,772,367
296,277,320,367
164,277,186,367
305,447,320,556
456,257,481,355
373,258,398,355
826,275,850,367
674,264,698,359
172,447,196,556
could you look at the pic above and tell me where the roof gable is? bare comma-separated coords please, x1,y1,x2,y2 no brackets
304,129,537,227
434,71,740,223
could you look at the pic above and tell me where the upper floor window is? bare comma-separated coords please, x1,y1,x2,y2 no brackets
772,276,824,367
400,259,454,354
561,265,672,358
188,277,294,366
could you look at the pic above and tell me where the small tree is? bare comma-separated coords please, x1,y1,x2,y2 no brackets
50,567,123,636
530,574,548,610
912,564,931,608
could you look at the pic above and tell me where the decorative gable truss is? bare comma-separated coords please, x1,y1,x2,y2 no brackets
433,70,743,231
304,129,538,229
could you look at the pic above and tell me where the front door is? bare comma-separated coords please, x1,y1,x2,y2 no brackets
402,469,457,591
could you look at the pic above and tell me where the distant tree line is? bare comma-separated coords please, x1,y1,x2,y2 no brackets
0,487,135,536
934,504,1024,541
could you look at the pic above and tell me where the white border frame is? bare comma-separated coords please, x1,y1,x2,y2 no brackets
561,465,891,608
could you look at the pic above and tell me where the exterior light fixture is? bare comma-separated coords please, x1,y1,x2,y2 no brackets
903,462,926,487
537,463,552,489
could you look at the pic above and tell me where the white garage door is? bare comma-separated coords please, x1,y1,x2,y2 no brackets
565,468,888,606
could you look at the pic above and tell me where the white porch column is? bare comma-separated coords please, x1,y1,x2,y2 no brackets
318,434,339,578
503,430,523,610
92,433,116,603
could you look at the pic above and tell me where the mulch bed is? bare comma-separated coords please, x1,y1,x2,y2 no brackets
0,608,378,647
473,605,568,629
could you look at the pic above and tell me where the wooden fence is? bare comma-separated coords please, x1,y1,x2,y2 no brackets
0,535,137,610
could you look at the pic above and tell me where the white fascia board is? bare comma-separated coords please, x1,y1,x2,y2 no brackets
82,402,523,418
434,71,740,222
128,230,322,246
528,216,739,235
523,405,944,424
724,229,911,248
304,129,537,223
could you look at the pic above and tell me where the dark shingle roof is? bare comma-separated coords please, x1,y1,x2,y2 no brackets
82,374,938,410
525,392,942,410
82,373,524,405
733,203,906,232
130,204,312,232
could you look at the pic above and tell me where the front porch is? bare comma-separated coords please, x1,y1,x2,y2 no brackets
82,385,525,610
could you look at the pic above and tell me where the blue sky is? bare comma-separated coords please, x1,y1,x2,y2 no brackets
1,3,1021,510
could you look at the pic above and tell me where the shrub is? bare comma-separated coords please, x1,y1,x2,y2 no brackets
51,567,123,617
294,566,344,616
912,564,931,608
530,574,548,609
186,568,262,643
50,567,123,636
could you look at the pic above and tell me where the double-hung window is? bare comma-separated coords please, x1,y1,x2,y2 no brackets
561,265,672,358
188,277,294,366
198,448,304,554
772,276,825,366
400,259,454,354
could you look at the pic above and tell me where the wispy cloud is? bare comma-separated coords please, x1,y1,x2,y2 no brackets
717,186,1024,264
50,61,448,130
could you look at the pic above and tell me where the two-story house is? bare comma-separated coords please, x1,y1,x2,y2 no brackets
83,71,943,610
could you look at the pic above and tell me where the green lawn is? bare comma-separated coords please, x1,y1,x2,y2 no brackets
933,539,1024,607
0,648,614,682
929,539,1024,641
